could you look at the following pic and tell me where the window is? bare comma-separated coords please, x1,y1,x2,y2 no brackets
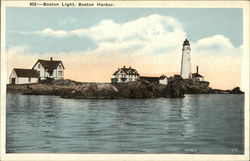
58,71,62,76
59,65,61,69
38,64,40,68
28,77,31,82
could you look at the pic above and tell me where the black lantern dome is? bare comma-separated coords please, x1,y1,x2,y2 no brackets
183,39,190,46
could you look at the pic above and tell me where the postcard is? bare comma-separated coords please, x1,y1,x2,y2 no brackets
0,1,249,161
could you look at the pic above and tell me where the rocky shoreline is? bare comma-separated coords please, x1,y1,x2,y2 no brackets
7,76,243,99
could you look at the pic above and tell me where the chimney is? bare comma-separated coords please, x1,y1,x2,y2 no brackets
129,66,131,69
196,66,199,74
123,65,125,68
50,57,53,61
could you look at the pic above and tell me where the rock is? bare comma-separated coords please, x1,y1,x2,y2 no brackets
177,77,211,94
229,87,244,94
207,87,244,94
51,79,82,86
12,78,245,99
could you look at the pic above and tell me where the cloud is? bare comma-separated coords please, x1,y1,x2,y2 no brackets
58,18,77,25
36,28,68,37
192,34,241,55
22,14,186,54
11,14,243,90
195,35,234,48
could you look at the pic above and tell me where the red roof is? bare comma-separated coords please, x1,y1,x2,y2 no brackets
13,68,39,78
192,73,203,78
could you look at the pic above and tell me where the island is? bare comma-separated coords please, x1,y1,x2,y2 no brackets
7,74,243,99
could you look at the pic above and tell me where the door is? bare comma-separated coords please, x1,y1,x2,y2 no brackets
11,78,15,84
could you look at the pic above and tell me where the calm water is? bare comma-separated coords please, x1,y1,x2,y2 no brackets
6,94,244,154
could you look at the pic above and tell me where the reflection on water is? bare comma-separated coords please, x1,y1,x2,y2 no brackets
6,94,244,153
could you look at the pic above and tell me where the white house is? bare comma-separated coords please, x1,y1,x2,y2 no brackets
9,57,65,84
9,68,39,84
111,66,140,83
32,57,65,80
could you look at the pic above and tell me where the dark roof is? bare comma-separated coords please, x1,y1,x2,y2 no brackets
183,39,190,46
159,75,167,79
113,70,119,75
192,73,203,78
200,81,209,83
113,66,139,76
32,59,65,70
13,68,39,78
140,76,159,83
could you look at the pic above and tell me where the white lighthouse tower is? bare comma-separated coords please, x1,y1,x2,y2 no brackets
180,39,192,79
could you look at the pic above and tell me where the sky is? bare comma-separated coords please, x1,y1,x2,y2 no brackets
6,8,243,90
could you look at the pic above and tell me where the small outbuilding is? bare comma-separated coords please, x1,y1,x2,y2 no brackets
159,75,168,85
192,66,204,81
140,75,168,85
191,66,209,88
9,68,40,85
140,76,160,83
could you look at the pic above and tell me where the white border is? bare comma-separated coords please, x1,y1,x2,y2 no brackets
1,1,249,161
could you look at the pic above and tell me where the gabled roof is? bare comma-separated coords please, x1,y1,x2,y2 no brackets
192,73,203,78
32,59,65,70
113,66,139,76
13,68,39,78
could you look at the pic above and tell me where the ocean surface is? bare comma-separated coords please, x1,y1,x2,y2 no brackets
6,93,244,154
